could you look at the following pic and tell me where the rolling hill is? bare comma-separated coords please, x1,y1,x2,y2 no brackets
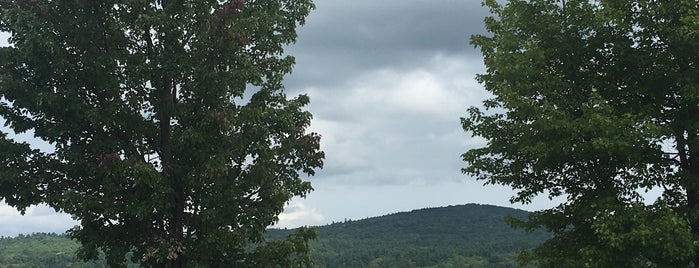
268,204,549,267
0,204,547,267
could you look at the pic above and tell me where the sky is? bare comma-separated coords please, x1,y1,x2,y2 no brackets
0,0,561,237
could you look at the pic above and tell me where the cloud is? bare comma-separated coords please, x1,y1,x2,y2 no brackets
297,0,487,54
0,203,77,237
0,32,9,47
341,54,485,118
300,53,488,187
274,202,326,229
284,0,489,89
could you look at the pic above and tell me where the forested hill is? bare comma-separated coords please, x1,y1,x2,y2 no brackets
268,204,550,267
0,204,547,267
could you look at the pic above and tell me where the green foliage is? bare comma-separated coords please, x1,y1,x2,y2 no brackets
269,204,549,267
465,0,699,266
0,0,322,267
252,227,318,268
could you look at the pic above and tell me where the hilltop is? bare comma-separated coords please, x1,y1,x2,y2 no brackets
268,204,549,267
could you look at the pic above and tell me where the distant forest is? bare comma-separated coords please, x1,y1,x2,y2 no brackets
0,204,548,267
0,232,111,268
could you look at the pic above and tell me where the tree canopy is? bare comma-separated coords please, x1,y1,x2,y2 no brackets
0,0,323,267
464,0,699,267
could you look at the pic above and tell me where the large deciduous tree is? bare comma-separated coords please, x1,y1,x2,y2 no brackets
0,0,323,267
464,0,698,266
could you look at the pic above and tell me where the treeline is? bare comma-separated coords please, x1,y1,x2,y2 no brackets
0,232,143,267
2,204,546,267
0,232,104,267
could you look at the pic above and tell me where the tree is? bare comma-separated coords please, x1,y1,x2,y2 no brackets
463,0,698,267
0,0,323,267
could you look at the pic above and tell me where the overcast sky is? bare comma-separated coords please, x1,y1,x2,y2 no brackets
0,0,560,237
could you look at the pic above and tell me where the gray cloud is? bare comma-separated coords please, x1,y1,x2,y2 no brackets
299,53,489,187
284,0,489,89
297,0,487,53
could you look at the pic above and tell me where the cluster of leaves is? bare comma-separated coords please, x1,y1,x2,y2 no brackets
465,0,699,266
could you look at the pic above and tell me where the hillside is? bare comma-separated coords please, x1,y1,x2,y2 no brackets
0,204,547,267
269,204,549,267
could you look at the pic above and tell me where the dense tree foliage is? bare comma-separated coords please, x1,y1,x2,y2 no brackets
464,0,699,267
0,0,323,267
3,205,547,268
0,233,113,267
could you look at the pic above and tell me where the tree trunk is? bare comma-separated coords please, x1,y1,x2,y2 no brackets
157,75,187,268
679,130,699,266
689,164,699,267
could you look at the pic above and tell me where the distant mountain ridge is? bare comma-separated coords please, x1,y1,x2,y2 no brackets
268,204,549,267
0,204,548,267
